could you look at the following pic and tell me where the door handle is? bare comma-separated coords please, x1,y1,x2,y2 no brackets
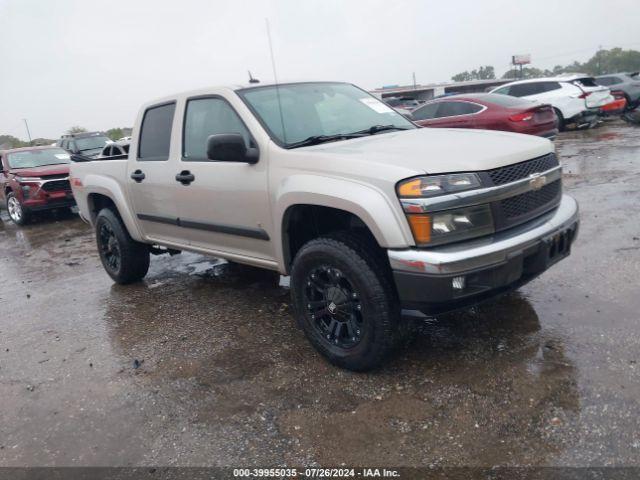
175,170,195,186
130,170,145,183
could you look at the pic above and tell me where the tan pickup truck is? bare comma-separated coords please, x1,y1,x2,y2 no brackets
70,81,579,370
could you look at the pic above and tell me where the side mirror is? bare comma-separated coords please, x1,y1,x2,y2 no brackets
206,134,258,163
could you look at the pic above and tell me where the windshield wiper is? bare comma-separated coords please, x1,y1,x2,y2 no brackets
349,124,410,135
286,133,365,149
286,125,409,149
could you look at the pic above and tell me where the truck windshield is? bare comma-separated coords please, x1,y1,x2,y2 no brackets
7,148,71,169
76,136,110,151
238,82,415,148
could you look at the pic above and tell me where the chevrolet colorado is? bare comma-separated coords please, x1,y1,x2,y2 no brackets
70,81,579,370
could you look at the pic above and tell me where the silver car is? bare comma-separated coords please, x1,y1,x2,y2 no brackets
595,72,640,108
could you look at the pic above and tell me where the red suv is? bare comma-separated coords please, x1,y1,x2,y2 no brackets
0,146,76,225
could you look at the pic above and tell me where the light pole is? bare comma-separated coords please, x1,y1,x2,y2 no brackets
22,119,32,144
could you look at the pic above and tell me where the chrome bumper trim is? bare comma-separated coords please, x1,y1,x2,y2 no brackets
389,194,579,275
400,165,562,213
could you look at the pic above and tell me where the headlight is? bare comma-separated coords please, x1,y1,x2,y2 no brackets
406,204,494,246
397,173,481,198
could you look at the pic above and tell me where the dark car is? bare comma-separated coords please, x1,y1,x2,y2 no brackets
0,146,75,225
57,131,112,158
410,93,558,139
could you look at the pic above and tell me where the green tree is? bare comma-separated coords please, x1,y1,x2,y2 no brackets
106,128,124,141
67,126,87,134
0,134,29,148
452,65,496,82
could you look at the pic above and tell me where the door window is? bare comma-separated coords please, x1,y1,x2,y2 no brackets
492,86,511,95
183,97,251,161
138,102,176,161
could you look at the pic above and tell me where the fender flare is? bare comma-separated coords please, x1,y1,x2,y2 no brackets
273,174,413,269
83,174,145,242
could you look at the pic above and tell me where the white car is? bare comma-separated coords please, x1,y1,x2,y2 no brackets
490,75,613,130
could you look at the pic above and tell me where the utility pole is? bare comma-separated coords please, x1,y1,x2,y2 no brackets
22,119,32,144
412,72,417,90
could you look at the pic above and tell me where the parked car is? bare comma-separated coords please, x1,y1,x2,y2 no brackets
57,131,112,158
600,90,627,116
409,93,558,139
595,72,640,109
0,146,75,225
70,81,579,371
99,140,130,158
490,75,613,130
384,97,423,111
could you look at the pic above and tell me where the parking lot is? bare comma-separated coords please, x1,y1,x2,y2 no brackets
0,119,639,467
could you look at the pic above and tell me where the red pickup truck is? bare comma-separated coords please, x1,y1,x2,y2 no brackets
0,146,76,225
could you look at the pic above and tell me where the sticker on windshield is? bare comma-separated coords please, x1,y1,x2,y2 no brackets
55,154,70,160
359,97,394,114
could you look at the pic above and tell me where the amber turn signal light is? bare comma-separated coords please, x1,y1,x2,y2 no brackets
407,214,431,244
397,178,423,197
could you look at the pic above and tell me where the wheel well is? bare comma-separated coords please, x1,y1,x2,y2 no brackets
4,186,11,196
282,205,382,272
87,193,118,223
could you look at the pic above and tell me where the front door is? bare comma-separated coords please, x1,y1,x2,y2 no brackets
174,96,274,262
126,101,185,246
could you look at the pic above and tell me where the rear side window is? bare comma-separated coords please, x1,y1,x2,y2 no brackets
138,102,176,161
183,97,251,161
436,101,483,117
412,103,439,120
573,78,598,88
596,77,619,86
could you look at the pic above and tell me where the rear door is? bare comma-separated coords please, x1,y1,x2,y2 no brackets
126,101,186,245
174,95,274,261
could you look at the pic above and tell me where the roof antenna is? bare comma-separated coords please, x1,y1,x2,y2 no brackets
265,18,287,144
248,71,260,84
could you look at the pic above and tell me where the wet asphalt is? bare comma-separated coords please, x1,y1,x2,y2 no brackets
0,119,639,468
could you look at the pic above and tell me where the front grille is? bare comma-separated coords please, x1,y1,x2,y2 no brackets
42,179,71,192
501,180,561,219
487,153,558,186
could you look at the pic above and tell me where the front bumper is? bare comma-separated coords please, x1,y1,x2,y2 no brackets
388,195,579,314
23,190,76,211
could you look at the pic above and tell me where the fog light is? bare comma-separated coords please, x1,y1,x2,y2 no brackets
452,276,466,290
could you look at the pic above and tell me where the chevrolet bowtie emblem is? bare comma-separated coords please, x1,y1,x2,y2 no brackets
529,173,547,191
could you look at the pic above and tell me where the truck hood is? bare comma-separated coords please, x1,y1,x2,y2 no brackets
301,127,553,176
9,164,70,177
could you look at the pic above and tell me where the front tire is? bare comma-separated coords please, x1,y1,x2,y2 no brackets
95,208,150,284
6,192,29,225
290,232,400,371
553,108,566,132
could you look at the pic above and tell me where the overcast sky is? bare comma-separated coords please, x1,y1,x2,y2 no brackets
1,0,638,139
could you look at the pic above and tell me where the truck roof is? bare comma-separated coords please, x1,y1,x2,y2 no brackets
141,80,350,108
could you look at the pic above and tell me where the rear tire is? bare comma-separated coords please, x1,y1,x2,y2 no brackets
95,208,150,284
6,192,29,226
553,108,565,132
290,232,400,371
